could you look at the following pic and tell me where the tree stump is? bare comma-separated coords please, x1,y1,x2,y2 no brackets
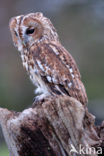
0,95,104,156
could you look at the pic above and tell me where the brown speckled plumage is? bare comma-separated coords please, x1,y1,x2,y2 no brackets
9,12,88,104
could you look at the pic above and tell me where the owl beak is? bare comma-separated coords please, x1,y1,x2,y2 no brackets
23,36,28,46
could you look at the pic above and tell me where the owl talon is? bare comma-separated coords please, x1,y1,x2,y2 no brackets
33,94,46,106
32,97,37,103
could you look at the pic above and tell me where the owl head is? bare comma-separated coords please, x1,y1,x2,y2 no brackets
9,12,59,51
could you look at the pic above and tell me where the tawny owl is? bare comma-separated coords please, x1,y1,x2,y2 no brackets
9,12,88,105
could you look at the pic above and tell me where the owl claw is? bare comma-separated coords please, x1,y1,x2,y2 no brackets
32,94,46,106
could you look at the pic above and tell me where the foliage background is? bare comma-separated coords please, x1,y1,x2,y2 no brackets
0,0,104,155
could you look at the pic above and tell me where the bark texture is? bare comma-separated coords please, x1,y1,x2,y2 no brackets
0,95,104,156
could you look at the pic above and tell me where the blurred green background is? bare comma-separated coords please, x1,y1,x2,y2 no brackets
0,0,104,155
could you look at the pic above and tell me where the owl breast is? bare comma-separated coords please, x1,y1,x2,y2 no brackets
20,51,50,96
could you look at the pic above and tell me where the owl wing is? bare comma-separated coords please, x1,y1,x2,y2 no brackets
31,42,88,105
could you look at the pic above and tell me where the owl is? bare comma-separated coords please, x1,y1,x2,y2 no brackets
9,12,88,105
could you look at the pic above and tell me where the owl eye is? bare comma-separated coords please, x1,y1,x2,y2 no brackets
26,28,35,35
